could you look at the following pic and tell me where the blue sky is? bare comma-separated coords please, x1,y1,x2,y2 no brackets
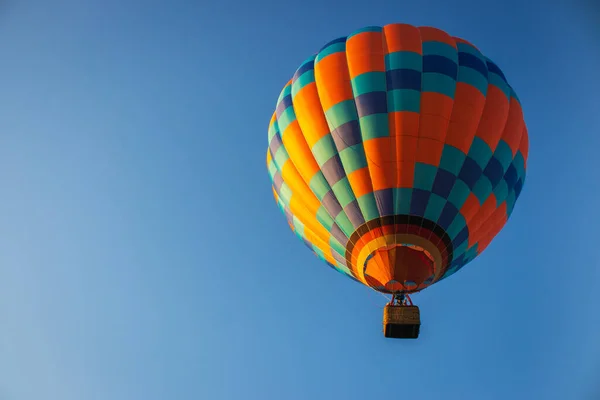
0,0,598,399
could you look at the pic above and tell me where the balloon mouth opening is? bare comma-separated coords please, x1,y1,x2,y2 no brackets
344,215,455,293
364,244,436,293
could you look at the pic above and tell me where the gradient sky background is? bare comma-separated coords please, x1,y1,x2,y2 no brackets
0,0,599,399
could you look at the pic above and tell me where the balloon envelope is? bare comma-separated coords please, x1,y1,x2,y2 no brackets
267,23,529,294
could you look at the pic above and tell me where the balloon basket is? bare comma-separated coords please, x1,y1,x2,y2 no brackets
383,304,421,339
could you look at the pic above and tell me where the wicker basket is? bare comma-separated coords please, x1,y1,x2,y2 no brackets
383,305,421,339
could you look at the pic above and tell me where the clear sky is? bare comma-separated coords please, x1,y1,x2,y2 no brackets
0,0,598,399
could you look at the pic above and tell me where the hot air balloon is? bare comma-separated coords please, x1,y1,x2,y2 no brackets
266,23,529,338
